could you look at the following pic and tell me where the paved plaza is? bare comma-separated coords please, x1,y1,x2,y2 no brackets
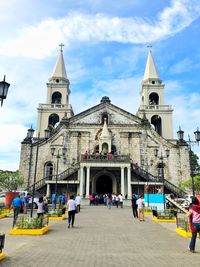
0,206,200,267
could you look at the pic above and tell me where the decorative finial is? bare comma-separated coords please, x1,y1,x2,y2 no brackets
59,43,64,52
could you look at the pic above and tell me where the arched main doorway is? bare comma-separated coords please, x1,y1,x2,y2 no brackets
96,175,112,194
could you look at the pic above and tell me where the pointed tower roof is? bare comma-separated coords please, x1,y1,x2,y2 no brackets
51,43,67,80
143,47,159,81
100,118,111,139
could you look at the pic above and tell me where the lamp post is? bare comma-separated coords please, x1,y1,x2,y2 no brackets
154,148,170,210
0,75,10,107
141,158,153,206
51,146,67,209
177,126,200,197
23,127,50,217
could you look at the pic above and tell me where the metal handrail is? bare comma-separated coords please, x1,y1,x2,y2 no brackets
27,163,80,192
132,164,162,183
132,163,187,197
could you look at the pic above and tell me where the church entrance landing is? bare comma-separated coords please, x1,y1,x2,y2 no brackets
96,175,112,194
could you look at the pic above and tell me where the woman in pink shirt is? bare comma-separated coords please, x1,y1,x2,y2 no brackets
187,197,200,252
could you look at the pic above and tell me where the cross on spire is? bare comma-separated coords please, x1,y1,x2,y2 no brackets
147,44,152,51
59,43,64,52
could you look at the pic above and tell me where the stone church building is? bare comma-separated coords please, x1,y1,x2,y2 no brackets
19,46,190,199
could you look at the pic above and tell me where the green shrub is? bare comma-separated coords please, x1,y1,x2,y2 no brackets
16,215,46,229
47,209,63,217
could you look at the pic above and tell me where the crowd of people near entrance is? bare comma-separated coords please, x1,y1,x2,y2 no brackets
89,193,124,208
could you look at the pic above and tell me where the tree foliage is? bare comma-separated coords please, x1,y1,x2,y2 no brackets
0,170,24,191
190,150,200,175
179,150,200,194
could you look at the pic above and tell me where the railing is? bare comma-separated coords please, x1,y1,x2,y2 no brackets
132,163,187,198
81,154,130,163
176,216,190,232
138,105,172,111
27,163,80,192
164,180,187,198
48,165,79,182
132,163,162,183
38,103,72,109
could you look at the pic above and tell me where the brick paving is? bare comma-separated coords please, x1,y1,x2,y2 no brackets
0,206,200,267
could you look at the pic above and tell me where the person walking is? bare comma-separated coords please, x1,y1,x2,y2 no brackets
75,194,82,212
118,193,123,208
11,195,22,227
136,195,145,222
106,193,112,209
67,195,77,228
37,196,45,218
43,195,49,213
23,193,30,214
187,197,200,253
52,193,57,209
131,193,138,218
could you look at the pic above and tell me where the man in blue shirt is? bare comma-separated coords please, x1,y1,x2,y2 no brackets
11,195,22,227
24,193,30,214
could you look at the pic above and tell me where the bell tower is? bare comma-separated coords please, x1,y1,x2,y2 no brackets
37,44,74,136
137,46,173,139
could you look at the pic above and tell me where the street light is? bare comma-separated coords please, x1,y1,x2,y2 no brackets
0,75,10,106
51,146,67,209
154,148,170,210
177,126,200,197
22,127,50,217
141,158,153,206
22,127,50,192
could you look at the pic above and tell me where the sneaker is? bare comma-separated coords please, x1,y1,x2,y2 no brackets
68,224,70,228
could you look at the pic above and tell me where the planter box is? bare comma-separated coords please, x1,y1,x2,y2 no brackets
176,228,200,238
9,226,49,235
0,252,6,261
152,217,176,223
48,215,66,221
0,214,6,219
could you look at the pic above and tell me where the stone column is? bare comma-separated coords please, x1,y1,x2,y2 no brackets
46,183,51,197
79,167,84,197
86,166,90,197
127,167,131,198
121,167,125,196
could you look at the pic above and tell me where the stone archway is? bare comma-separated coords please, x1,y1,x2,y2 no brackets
96,175,112,194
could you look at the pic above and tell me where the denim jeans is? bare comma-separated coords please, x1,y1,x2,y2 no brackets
189,223,200,251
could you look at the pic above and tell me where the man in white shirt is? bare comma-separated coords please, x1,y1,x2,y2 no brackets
136,195,145,221
75,194,82,212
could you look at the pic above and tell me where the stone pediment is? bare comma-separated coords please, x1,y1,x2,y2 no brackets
67,97,141,126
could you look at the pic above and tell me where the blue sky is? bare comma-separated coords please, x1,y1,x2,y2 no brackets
0,0,200,170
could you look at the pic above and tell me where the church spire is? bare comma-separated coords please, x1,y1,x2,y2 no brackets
143,45,160,82
100,118,111,139
50,43,68,81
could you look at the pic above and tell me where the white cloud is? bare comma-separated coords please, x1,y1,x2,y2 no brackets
0,0,200,59
169,58,193,74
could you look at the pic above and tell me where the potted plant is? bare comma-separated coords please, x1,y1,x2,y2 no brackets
0,171,24,208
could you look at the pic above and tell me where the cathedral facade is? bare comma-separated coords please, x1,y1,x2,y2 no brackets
19,46,190,198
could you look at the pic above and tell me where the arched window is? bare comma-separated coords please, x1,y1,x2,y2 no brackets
48,113,59,128
149,93,159,105
44,162,53,180
101,142,108,154
151,115,162,136
101,112,109,124
52,92,62,104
